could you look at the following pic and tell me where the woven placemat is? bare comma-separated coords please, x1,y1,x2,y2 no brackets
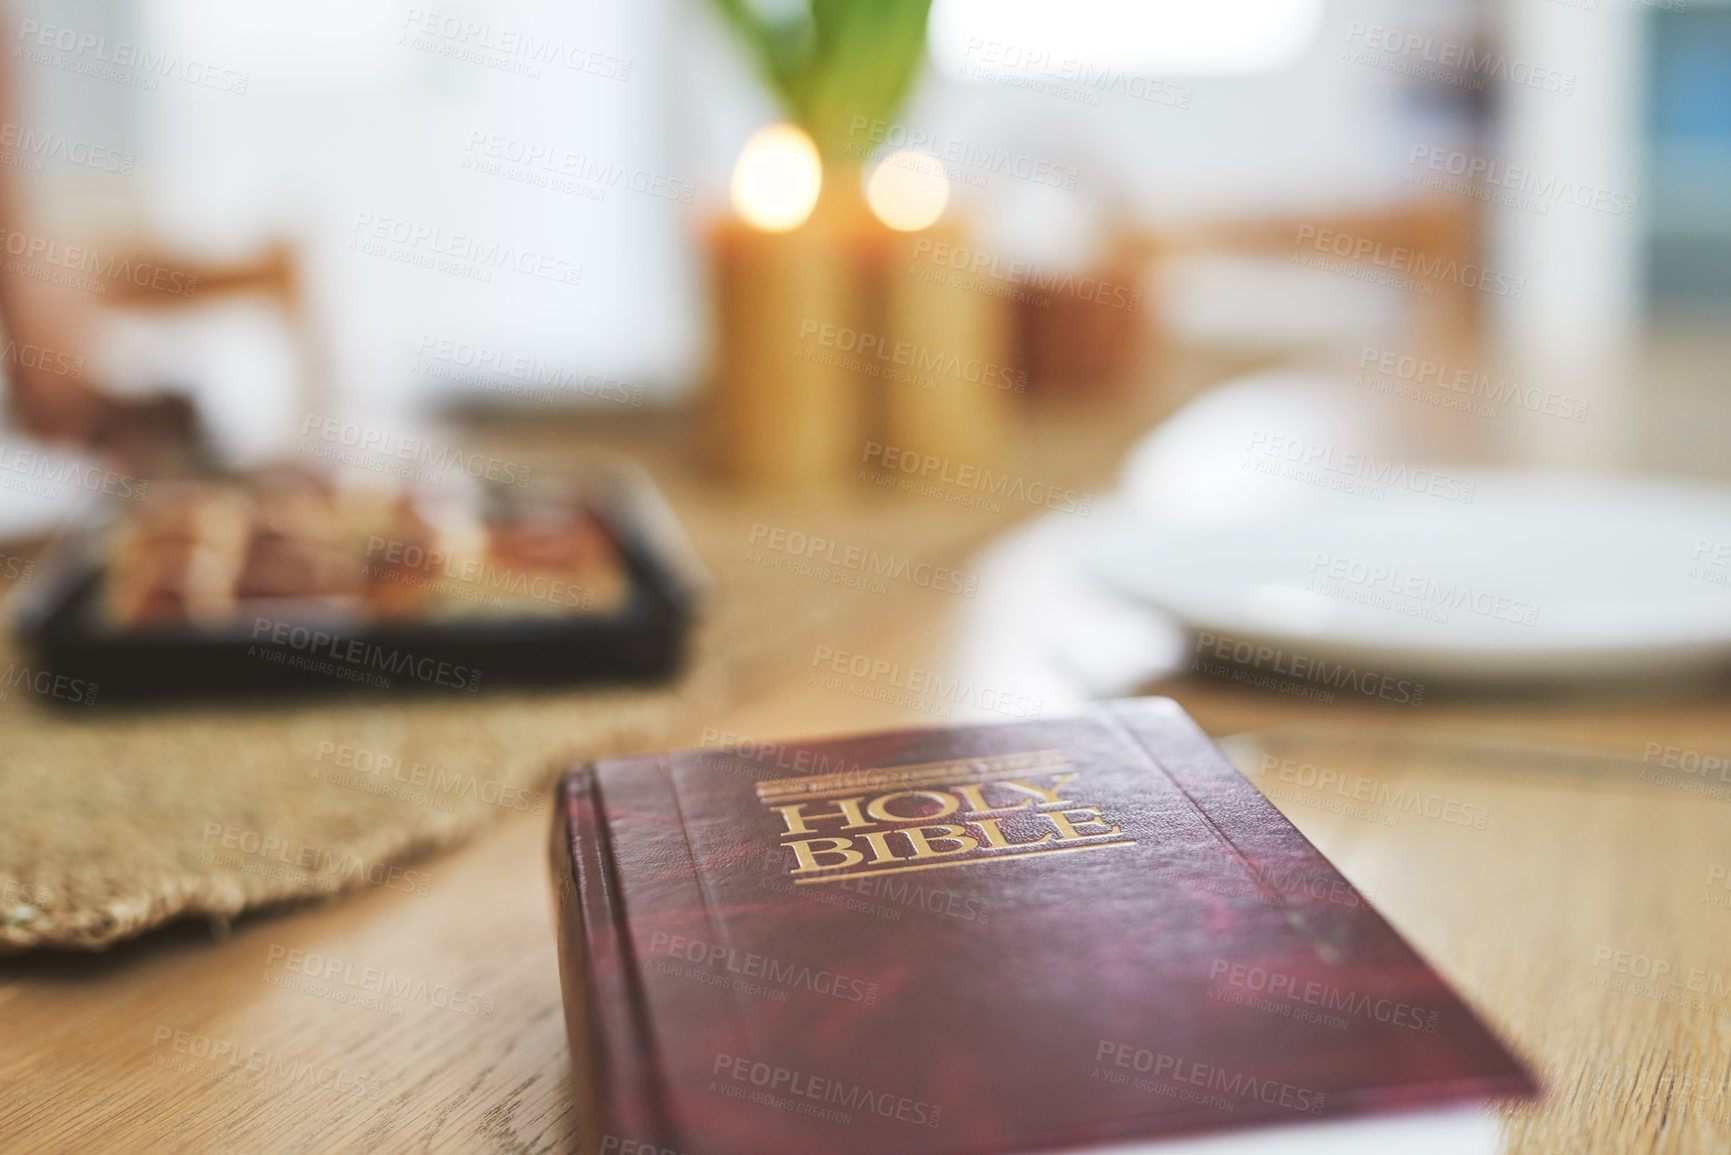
0,471,1016,952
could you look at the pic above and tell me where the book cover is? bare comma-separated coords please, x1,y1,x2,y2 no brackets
549,697,1536,1154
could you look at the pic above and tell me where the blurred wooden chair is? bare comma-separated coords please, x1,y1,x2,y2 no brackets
100,237,331,420
1015,199,1481,402
1154,198,1482,361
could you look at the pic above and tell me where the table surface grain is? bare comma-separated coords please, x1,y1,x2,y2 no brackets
3,593,1730,1155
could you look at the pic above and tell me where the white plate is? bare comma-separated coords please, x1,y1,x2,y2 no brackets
0,435,108,544
1083,472,1731,682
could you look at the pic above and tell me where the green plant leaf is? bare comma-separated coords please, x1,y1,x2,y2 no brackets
707,0,934,160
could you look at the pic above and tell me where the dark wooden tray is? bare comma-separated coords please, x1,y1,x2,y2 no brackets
9,462,709,706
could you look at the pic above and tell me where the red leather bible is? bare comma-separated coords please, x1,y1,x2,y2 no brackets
549,698,1536,1154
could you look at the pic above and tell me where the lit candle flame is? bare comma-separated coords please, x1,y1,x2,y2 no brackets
865,149,950,232
731,123,823,232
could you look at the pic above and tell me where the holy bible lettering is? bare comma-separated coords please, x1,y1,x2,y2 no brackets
753,750,1135,882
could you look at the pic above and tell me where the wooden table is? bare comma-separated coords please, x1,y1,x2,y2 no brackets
4,533,1730,1155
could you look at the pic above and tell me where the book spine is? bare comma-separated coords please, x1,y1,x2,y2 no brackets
550,763,668,1152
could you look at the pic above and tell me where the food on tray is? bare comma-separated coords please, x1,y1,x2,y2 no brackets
101,469,629,630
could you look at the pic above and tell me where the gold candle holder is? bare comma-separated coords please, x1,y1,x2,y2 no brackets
702,128,1017,490
881,217,1013,469
704,212,864,490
